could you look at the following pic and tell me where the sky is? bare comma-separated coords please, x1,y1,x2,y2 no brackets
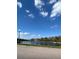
17,0,61,39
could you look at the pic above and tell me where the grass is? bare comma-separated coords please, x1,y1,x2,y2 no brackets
17,44,61,48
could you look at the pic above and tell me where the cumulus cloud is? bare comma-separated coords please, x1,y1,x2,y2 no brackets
40,11,48,17
34,0,45,9
34,0,52,17
49,0,56,4
17,2,22,8
20,32,30,35
25,10,30,13
18,31,41,39
25,10,34,18
17,32,30,39
28,14,34,18
50,1,61,18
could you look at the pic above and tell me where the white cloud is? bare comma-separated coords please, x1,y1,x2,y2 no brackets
17,2,22,8
28,14,34,18
49,0,56,4
50,11,57,17
25,10,30,13
34,0,45,9
20,32,30,35
40,11,48,17
50,1,61,18
25,10,34,18
17,32,30,39
17,32,41,39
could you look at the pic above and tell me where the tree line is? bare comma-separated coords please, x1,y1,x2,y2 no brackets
31,36,61,42
17,36,61,43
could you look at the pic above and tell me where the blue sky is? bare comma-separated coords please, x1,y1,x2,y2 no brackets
17,0,61,39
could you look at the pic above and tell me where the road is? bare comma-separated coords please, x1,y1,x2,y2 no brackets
17,45,61,59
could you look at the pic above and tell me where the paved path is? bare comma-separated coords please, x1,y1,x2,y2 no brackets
17,45,61,59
